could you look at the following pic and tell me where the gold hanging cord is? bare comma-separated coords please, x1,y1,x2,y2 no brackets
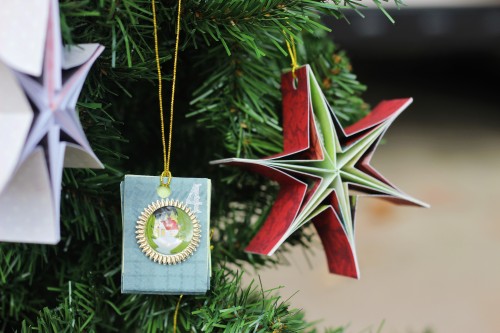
284,32,299,78
151,3,185,328
152,0,182,187
173,294,183,333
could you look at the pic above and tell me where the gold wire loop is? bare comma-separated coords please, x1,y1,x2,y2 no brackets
159,170,172,187
284,31,299,79
152,0,182,183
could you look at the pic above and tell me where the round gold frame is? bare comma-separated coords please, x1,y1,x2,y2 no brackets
135,199,201,265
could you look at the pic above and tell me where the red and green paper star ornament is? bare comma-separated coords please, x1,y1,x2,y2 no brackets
211,65,428,278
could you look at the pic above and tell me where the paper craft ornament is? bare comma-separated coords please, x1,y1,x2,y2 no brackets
121,175,211,294
120,0,211,295
0,0,50,76
0,0,104,244
211,65,428,278
0,62,33,198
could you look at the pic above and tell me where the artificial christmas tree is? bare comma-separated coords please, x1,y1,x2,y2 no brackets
0,1,423,331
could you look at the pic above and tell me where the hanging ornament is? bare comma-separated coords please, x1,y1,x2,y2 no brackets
0,0,50,76
211,61,428,278
0,62,33,201
121,0,211,295
0,0,104,244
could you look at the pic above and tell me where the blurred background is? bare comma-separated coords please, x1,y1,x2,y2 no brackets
247,1,500,332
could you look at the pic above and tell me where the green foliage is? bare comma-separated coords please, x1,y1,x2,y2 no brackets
116,269,330,333
0,0,401,331
20,282,108,333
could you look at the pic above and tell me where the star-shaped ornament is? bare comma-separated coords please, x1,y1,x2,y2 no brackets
211,65,428,278
0,0,104,244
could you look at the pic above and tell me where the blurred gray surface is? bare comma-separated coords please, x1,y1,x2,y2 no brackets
328,6,500,57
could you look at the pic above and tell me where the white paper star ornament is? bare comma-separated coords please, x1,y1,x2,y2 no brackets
0,0,49,76
0,62,33,195
0,0,104,244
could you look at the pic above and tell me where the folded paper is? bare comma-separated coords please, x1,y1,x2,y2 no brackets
0,62,33,195
0,0,49,76
0,0,104,244
211,65,428,278
121,175,211,295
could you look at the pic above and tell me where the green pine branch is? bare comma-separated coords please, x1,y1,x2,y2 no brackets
21,269,346,333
